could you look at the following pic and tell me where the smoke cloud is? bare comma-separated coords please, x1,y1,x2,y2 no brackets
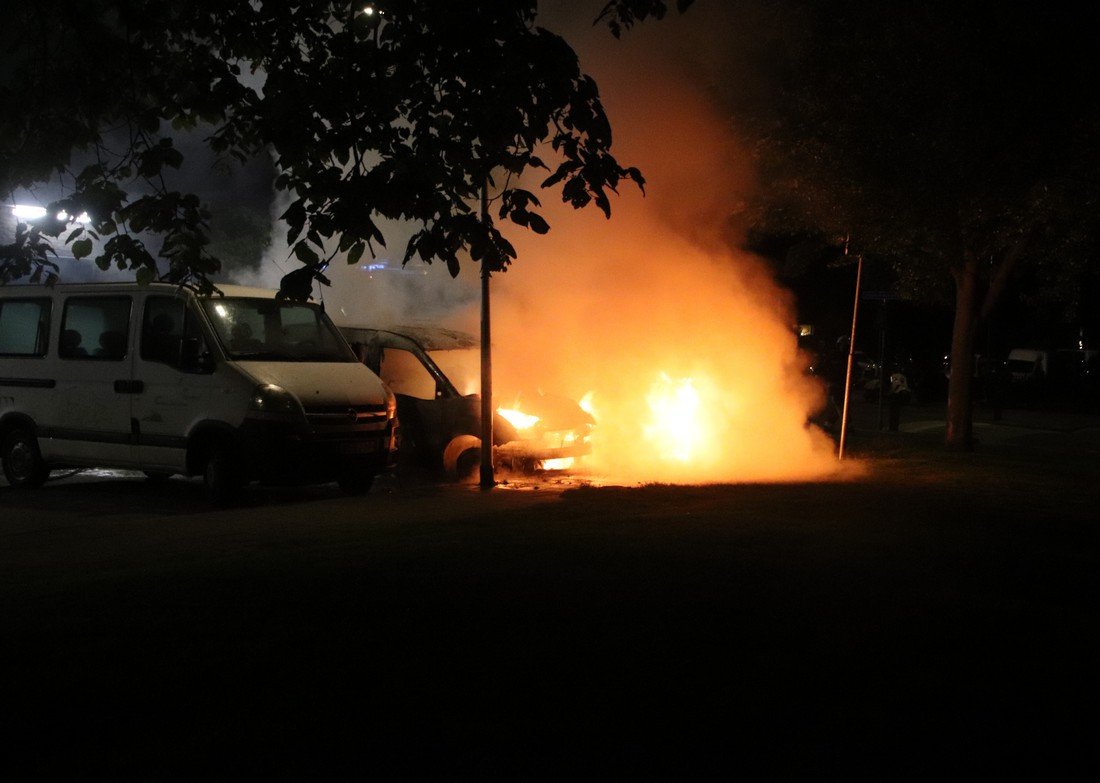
481,4,841,482
246,2,846,483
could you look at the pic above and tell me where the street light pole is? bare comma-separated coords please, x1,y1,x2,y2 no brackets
479,178,495,489
838,238,863,460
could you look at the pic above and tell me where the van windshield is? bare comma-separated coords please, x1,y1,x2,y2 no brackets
202,298,357,362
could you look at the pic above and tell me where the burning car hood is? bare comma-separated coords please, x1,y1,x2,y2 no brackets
502,389,595,432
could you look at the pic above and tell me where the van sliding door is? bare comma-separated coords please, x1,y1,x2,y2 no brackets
46,295,136,467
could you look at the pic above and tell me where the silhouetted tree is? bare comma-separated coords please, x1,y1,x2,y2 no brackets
740,1,1100,448
1,1,690,291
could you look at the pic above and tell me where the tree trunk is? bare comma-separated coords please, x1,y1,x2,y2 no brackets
945,254,981,450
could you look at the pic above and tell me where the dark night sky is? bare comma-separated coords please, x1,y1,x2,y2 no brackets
5,1,1097,358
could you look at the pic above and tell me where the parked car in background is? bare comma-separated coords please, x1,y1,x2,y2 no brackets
339,325,594,478
1005,348,1048,385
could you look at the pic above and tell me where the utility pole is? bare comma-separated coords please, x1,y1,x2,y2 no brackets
479,178,495,489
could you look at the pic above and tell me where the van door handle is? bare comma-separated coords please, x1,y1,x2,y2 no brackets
114,380,145,394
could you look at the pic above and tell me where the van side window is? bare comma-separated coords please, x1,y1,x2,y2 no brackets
141,296,185,365
60,296,131,361
0,298,51,357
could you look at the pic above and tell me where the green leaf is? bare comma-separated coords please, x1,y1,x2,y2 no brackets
0,2,658,287
72,238,94,259
293,242,320,265
527,213,550,234
594,191,611,218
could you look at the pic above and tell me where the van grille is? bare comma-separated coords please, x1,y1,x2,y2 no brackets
304,404,389,426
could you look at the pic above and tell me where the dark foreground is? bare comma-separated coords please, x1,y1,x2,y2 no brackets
2,411,1099,779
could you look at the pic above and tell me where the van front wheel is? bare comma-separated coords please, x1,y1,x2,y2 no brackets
2,427,49,488
204,445,243,505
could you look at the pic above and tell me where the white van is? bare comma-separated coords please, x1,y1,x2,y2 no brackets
0,282,397,501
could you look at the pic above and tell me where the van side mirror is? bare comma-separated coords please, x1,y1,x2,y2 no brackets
181,337,215,374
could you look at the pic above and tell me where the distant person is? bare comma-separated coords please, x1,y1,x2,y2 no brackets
887,370,911,431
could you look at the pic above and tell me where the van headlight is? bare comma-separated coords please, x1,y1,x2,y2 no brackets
250,384,303,417
385,385,397,419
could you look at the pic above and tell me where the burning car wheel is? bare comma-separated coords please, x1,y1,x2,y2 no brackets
455,448,480,481
1,426,49,488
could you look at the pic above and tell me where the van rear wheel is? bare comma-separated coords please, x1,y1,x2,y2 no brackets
2,427,49,488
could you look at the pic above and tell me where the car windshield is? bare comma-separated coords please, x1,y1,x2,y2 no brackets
203,298,356,362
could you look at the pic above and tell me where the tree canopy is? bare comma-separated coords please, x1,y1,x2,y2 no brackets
736,0,1100,446
1,1,691,291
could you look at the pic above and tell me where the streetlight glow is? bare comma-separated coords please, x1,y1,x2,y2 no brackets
11,205,47,220
10,205,91,224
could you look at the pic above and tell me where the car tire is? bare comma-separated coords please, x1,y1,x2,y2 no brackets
455,448,480,481
1,426,50,488
204,444,242,506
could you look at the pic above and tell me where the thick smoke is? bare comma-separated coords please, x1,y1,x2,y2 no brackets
247,2,844,483
479,4,841,482
243,196,479,328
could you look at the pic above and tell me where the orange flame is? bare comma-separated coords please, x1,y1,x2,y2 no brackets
541,457,575,470
644,372,702,463
313,16,857,485
481,62,847,485
497,406,539,430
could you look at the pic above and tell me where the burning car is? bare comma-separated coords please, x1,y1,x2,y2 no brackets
339,325,594,478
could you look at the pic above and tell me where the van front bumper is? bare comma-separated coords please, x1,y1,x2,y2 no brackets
238,417,398,484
